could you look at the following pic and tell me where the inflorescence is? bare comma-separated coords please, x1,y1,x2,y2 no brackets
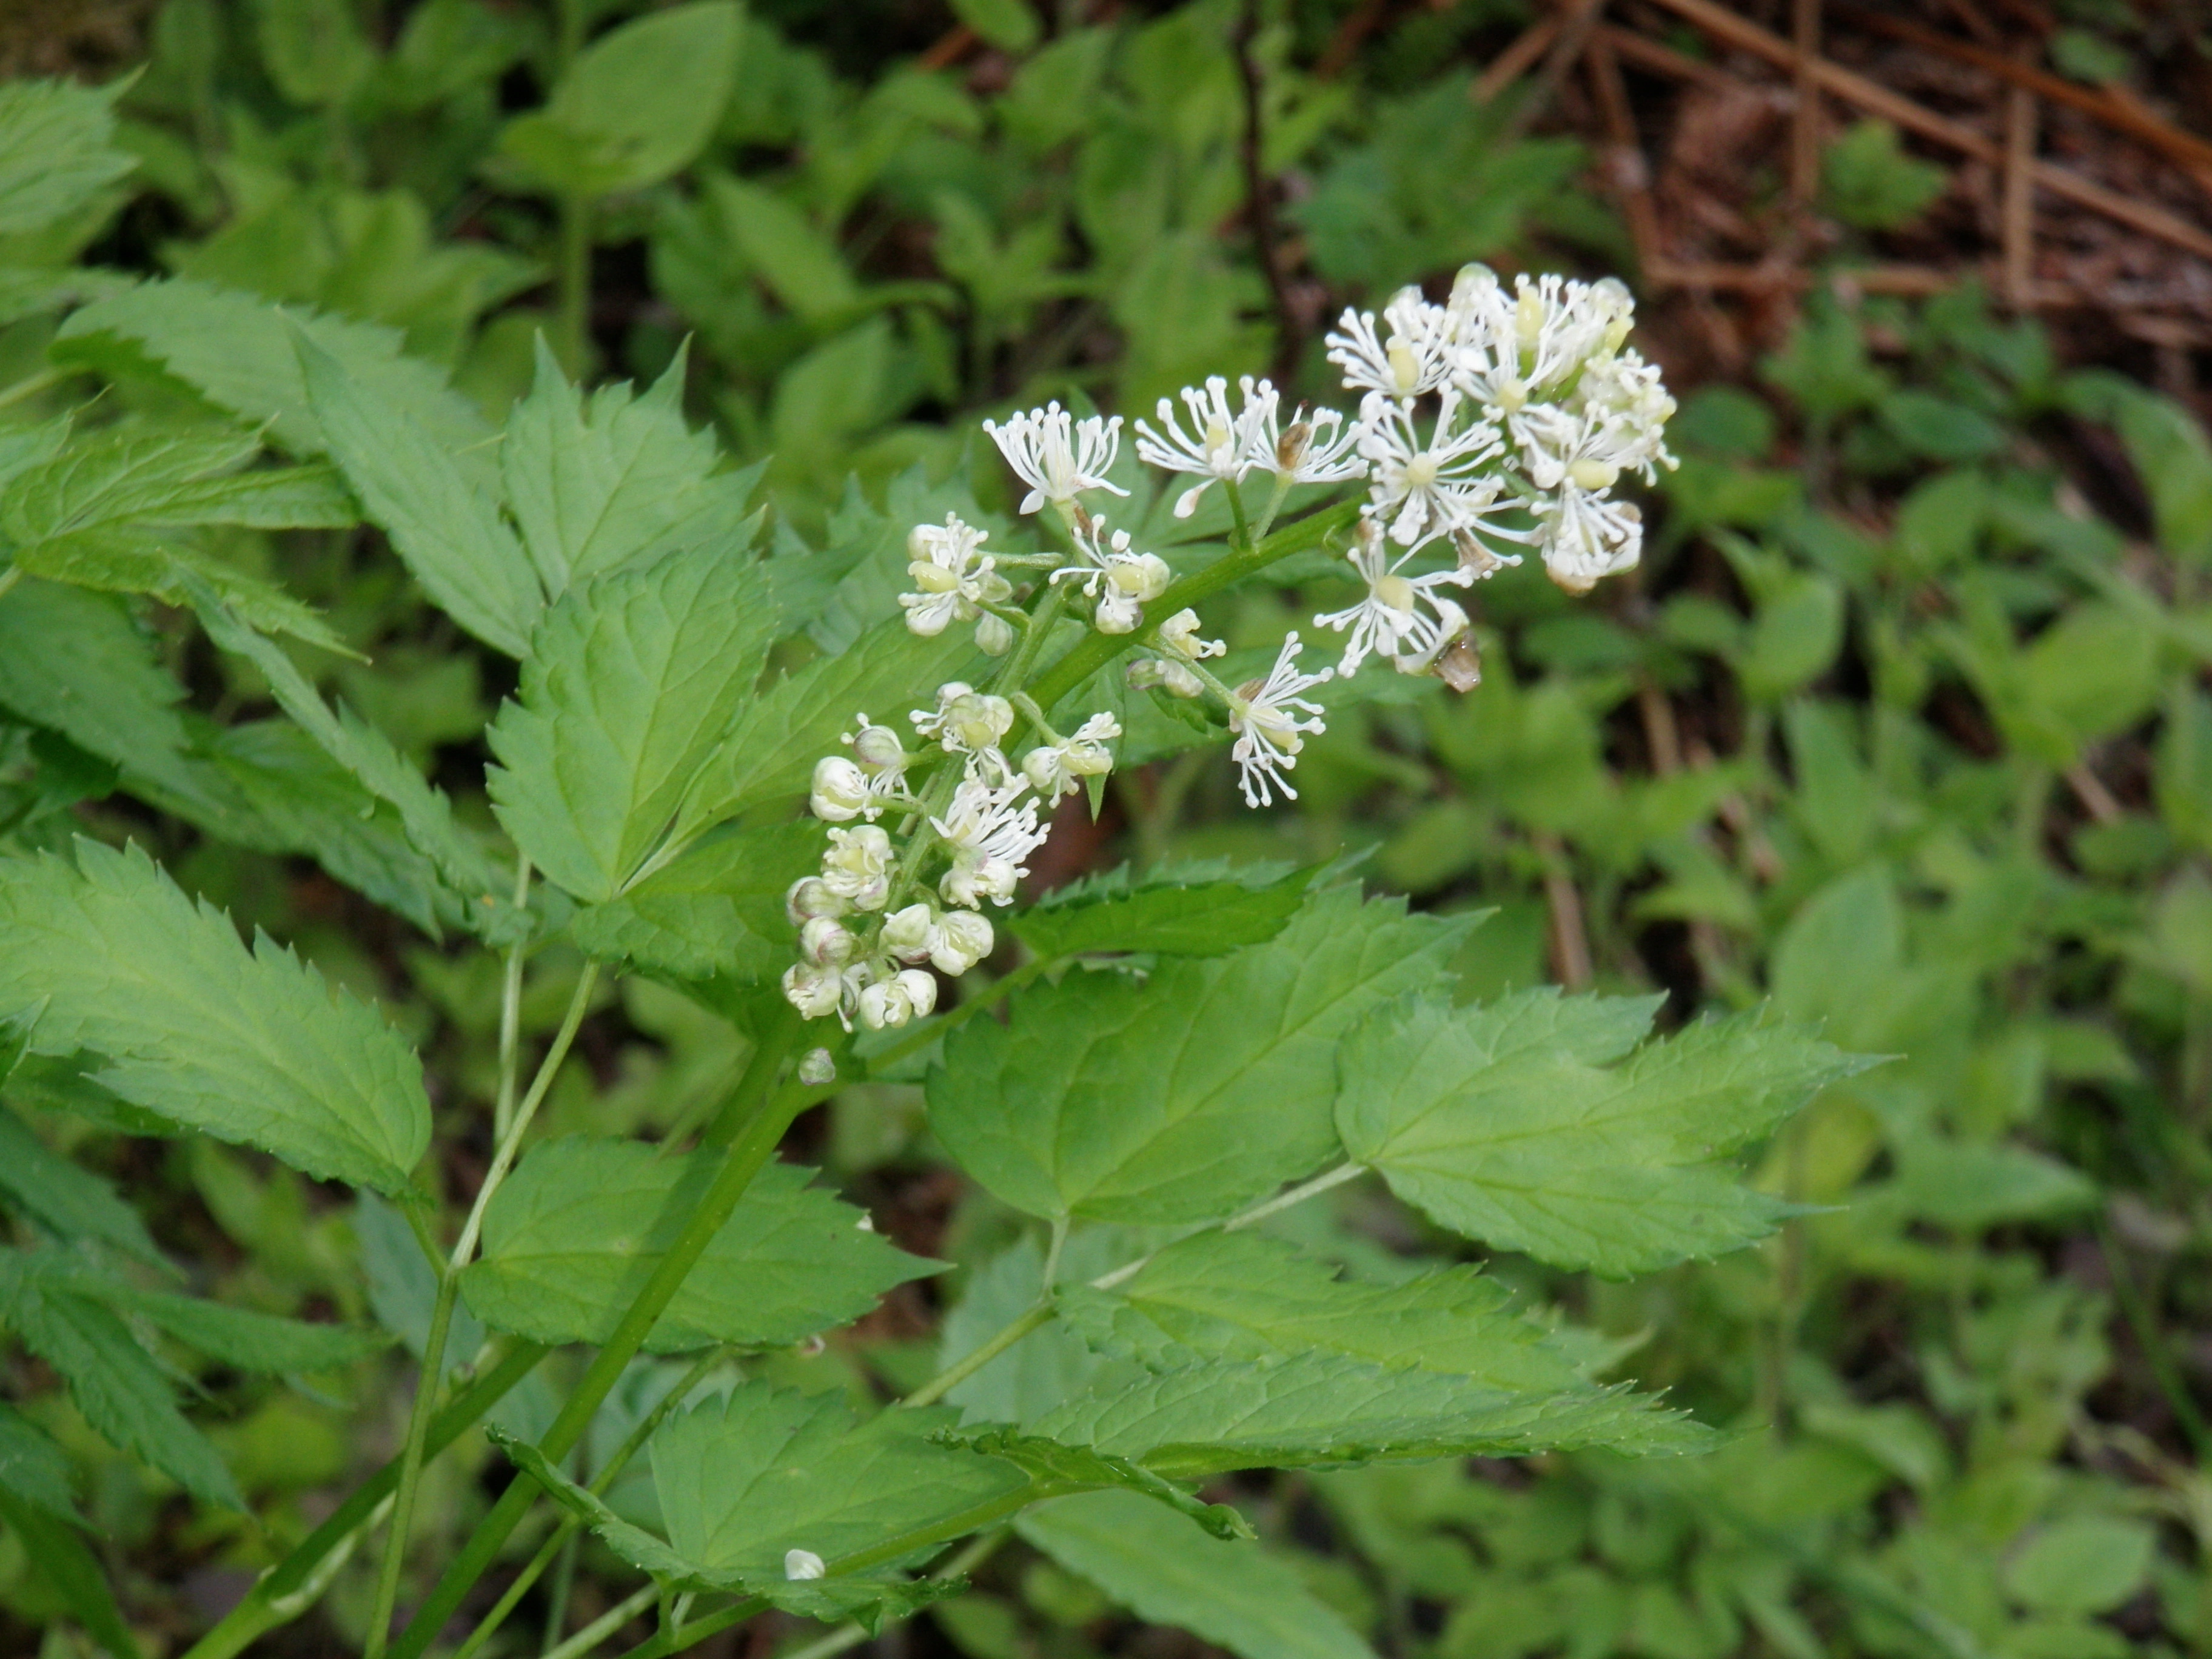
783,265,1675,1029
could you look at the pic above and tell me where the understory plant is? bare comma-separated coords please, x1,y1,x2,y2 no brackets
0,63,1887,1659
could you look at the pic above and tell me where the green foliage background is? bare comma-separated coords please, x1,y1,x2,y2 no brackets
0,2,2208,1658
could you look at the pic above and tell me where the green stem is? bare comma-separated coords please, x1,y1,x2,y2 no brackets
494,859,534,1143
390,1034,809,1659
366,963,601,1659
557,192,592,376
539,1532,581,1656
1027,499,1361,714
0,566,21,606
0,367,62,413
903,1301,1056,1411
179,1341,548,1659
546,1584,658,1659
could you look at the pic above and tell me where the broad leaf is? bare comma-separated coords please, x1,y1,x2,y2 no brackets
0,1250,241,1509
0,840,431,1193
498,2,741,198
0,1401,81,1523
930,888,1472,1225
674,620,982,839
90,1286,389,1372
297,330,541,656
1057,1230,1588,1392
1033,1353,1704,1479
1019,1490,1375,1659
52,279,489,464
0,77,135,237
502,337,763,594
947,1427,1250,1540
1008,874,1311,961
568,820,817,981
460,1138,937,1353
1335,993,1862,1274
488,545,781,902
0,1103,166,1267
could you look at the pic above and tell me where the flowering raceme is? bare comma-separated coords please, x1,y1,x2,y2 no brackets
783,263,1674,1028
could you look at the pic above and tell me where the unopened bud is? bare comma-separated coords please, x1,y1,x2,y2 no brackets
931,909,994,975
799,1048,837,1085
781,963,843,1020
850,722,906,771
1438,635,1482,693
799,916,855,967
1161,661,1204,698
809,756,871,822
786,877,847,925
882,902,939,963
975,613,1014,655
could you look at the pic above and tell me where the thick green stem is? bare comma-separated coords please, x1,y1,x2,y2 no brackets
556,193,593,376
494,860,534,1142
391,1037,809,1659
179,1341,548,1659
1027,498,1361,714
547,1584,659,1659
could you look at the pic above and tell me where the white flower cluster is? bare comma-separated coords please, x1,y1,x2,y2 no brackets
783,680,1122,1030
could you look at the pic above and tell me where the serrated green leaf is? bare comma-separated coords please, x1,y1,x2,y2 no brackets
930,888,1473,1225
1033,1354,1704,1480
1008,875,1310,960
653,1381,1028,1581
0,1486,141,1659
1019,1490,1373,1659
0,1250,241,1509
91,1286,389,1372
0,840,430,1193
461,1138,937,1353
0,1102,165,1267
0,1401,82,1524
1057,1231,1586,1392
488,545,781,902
491,1427,698,1579
497,2,741,198
568,820,817,980
939,1237,1115,1428
0,77,135,238
674,620,983,839
1336,993,1859,1274
947,1427,1250,1540
296,329,539,657
502,337,763,594
52,279,490,466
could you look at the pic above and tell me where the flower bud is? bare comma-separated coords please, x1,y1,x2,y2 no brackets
781,963,843,1020
974,613,1014,655
1161,660,1204,697
809,756,871,822
1127,658,1167,691
850,721,907,772
1276,417,1313,474
931,910,993,975
1157,608,1222,661
1110,552,1170,600
798,1047,837,1085
786,876,847,924
785,1550,826,1581
896,968,938,1018
881,902,940,963
800,916,856,967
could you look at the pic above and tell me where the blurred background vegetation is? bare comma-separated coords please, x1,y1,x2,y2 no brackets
4,1,2212,1657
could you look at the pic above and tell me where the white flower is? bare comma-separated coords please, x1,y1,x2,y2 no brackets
785,876,848,924
1134,375,1275,518
1327,287,1456,401
1356,390,1508,550
934,777,1046,908
1157,608,1225,662
1537,489,1643,594
931,908,994,974
1517,350,1677,489
785,1550,826,1581
1248,399,1366,490
1226,633,1332,809
900,515,1012,637
820,825,894,911
911,682,1014,756
859,967,938,1030
782,963,846,1022
1313,517,1478,676
1022,712,1121,797
980,401,1127,515
1051,518,1169,634
809,756,873,823
880,902,940,964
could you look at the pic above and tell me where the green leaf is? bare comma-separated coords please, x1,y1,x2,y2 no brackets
53,279,489,465
949,0,1041,53
1008,874,1311,961
930,888,1472,1225
488,545,781,902
1031,1354,1704,1480
702,176,860,324
1889,1136,2098,1231
0,1486,141,1659
296,329,540,657
502,338,763,594
253,0,374,106
89,1286,389,1372
674,620,982,839
2000,1516,2155,1615
1057,1231,1587,1392
568,821,817,982
1336,993,1859,1274
2110,384,2212,567
944,1427,1251,1540
1819,120,1946,230
0,1401,82,1523
498,1,741,197
651,1382,1028,1581
0,1250,241,1509
0,840,431,1193
460,1138,939,1353
0,1103,166,1267
1019,1491,1373,1659
0,77,135,237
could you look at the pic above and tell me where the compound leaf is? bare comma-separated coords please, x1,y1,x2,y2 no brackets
0,76,135,238
1335,993,1863,1275
0,840,430,1193
0,1104,165,1267
1019,1490,1375,1659
488,545,781,903
92,1287,389,1373
1008,875,1310,961
461,1138,937,1353
930,888,1472,1225
0,1401,82,1524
